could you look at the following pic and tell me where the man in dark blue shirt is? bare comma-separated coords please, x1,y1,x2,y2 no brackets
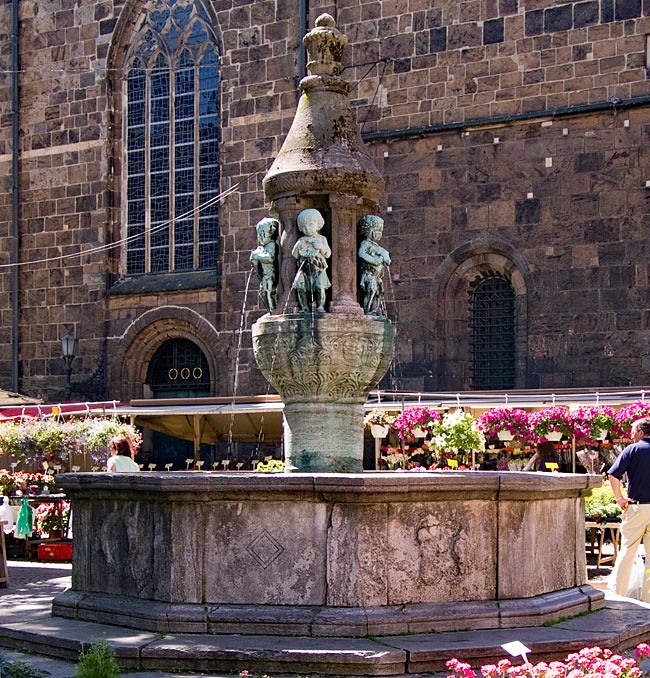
608,417,650,600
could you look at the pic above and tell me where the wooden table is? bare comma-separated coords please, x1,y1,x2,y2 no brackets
586,520,621,568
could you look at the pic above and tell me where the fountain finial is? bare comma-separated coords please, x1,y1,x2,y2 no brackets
303,13,348,77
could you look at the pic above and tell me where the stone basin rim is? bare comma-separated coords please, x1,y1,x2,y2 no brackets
57,471,601,496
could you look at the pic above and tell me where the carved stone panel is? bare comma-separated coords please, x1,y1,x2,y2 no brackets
385,500,497,604
203,500,328,605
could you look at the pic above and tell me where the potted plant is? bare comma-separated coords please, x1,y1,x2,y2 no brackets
80,419,142,466
613,401,650,439
430,410,485,456
529,406,573,442
363,410,396,438
584,482,622,522
378,445,411,470
0,470,18,496
477,407,530,442
392,407,441,441
572,405,616,446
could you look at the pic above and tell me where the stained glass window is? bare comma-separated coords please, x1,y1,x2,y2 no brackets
124,0,219,276
469,272,516,390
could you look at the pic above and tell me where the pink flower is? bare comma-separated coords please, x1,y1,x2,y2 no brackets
636,643,650,659
497,659,512,671
477,408,531,442
614,401,650,438
393,407,441,441
446,658,476,677
529,406,573,443
571,406,615,445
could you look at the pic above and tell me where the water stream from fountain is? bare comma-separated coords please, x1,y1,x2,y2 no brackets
226,267,254,457
385,267,403,391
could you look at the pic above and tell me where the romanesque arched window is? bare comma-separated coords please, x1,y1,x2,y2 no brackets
124,0,219,275
147,338,211,396
469,271,516,390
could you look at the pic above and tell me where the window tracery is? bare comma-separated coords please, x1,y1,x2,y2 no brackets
124,0,219,276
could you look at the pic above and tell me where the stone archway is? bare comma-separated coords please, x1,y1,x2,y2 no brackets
431,242,530,391
109,306,221,401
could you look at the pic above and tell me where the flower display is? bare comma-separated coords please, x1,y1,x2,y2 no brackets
584,481,622,521
430,410,485,454
254,458,284,472
571,405,616,446
477,408,530,441
392,407,441,441
0,417,142,469
529,406,574,442
613,400,650,439
446,643,649,678
78,419,142,465
0,470,55,496
34,500,70,537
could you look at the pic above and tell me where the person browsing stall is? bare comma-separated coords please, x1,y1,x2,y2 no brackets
608,417,650,601
106,434,140,472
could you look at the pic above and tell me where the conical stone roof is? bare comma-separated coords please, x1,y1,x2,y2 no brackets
263,14,384,204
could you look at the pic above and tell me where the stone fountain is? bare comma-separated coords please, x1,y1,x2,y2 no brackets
251,13,395,472
51,16,603,673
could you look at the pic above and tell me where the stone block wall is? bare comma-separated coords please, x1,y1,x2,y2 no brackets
0,0,650,399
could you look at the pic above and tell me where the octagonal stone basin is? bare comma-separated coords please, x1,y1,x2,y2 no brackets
53,471,603,636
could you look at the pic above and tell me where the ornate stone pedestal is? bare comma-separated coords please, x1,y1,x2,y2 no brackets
252,314,395,472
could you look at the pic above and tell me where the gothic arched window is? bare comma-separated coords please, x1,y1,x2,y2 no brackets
124,0,219,276
469,272,516,390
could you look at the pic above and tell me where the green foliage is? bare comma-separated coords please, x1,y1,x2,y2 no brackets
0,653,49,678
0,417,142,470
431,410,485,453
584,481,622,520
75,640,120,678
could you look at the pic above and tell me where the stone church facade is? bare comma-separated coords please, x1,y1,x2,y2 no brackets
1,0,650,403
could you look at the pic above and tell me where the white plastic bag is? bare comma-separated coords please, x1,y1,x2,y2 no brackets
0,497,14,534
627,555,645,600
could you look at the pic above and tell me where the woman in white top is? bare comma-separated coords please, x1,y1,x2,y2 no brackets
106,434,140,472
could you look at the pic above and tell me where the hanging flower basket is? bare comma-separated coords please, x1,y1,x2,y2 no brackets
545,430,563,441
392,407,441,442
364,410,396,438
429,410,484,455
529,406,573,443
477,408,530,443
572,405,616,446
613,401,650,439
370,424,390,439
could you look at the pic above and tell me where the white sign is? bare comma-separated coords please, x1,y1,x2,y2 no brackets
501,641,531,658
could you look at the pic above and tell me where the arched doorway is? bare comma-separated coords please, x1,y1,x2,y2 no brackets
145,338,213,469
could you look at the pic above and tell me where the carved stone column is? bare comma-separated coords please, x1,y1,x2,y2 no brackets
270,196,303,314
329,194,364,314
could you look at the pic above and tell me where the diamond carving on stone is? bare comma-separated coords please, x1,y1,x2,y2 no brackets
247,530,284,569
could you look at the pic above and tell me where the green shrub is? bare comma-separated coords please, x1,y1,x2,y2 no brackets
0,653,49,678
75,640,120,678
